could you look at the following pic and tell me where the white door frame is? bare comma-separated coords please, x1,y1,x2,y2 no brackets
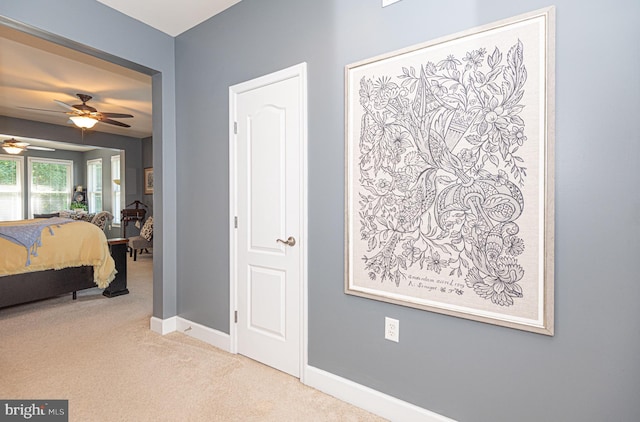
229,62,308,381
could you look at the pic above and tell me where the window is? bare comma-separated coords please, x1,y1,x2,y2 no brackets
0,155,24,221
87,158,102,213
111,155,121,225
28,157,72,217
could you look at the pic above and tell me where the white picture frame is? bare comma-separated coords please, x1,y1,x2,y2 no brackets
345,8,555,335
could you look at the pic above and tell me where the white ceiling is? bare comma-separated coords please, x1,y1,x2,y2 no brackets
97,0,242,37
0,1,241,150
0,25,153,140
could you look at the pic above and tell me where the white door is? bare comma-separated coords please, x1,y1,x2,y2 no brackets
230,64,307,378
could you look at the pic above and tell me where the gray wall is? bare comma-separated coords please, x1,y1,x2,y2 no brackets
0,0,179,319
175,1,640,421
141,136,153,218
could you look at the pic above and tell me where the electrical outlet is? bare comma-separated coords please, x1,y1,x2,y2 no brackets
385,317,399,342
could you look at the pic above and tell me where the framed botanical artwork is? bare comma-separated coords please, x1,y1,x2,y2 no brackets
345,8,555,335
144,167,154,195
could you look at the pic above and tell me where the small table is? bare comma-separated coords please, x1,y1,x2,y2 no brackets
104,238,130,298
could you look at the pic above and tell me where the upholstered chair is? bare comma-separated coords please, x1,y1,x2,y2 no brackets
128,216,153,261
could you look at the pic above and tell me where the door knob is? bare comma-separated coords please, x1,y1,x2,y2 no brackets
276,236,296,247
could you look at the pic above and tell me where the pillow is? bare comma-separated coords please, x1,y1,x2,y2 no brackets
34,212,60,218
73,213,94,222
91,211,113,230
140,216,153,241
59,210,94,221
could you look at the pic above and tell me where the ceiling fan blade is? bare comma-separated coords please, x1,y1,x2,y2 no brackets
18,106,66,114
99,118,131,128
26,146,56,151
54,99,75,111
100,112,134,118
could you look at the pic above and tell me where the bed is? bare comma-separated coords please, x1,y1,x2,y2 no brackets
0,218,116,308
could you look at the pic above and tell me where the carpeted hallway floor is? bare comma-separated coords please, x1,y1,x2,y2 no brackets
0,253,385,421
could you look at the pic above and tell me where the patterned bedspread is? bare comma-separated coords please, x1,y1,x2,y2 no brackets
0,219,116,288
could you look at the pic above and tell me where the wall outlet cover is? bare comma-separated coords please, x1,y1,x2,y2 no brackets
385,317,399,342
382,0,402,7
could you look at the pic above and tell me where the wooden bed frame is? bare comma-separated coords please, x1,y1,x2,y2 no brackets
0,239,129,309
0,266,96,308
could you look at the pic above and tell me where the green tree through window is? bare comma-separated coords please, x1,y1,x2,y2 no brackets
0,160,17,185
30,158,72,216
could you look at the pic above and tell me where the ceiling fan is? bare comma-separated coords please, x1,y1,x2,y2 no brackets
1,138,55,155
55,93,134,129
22,93,134,129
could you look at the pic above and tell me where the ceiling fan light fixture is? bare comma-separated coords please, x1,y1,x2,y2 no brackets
2,145,23,154
70,115,98,129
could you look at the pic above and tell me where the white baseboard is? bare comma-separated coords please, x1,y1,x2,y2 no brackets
150,316,176,335
149,316,230,352
303,366,456,422
150,318,450,421
175,317,231,352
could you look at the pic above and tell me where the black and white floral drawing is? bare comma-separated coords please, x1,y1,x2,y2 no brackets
346,9,555,334
356,40,528,307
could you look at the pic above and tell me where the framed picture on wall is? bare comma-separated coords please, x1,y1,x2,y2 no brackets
344,8,555,335
144,167,154,194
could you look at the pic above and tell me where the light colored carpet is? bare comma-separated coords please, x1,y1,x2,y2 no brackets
0,254,385,422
